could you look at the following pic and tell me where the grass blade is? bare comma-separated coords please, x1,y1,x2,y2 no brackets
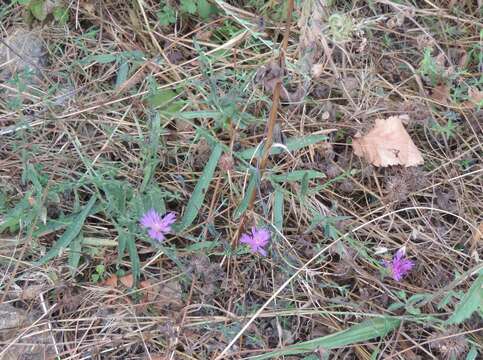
446,272,483,324
248,317,401,359
123,228,140,287
176,143,222,231
233,169,258,220
273,187,283,233
68,232,83,275
269,170,325,183
35,195,97,265
238,134,328,160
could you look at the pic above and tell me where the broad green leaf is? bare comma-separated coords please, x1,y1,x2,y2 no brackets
29,0,47,21
34,195,97,265
248,317,401,359
68,232,83,275
446,273,483,324
197,0,214,19
53,6,69,24
176,144,223,231
147,88,177,107
180,0,196,14
0,192,32,233
273,187,283,233
238,134,328,160
233,170,258,220
269,170,325,183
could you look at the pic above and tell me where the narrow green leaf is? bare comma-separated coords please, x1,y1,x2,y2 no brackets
116,61,130,88
465,346,478,360
124,228,140,286
176,144,222,231
300,172,309,200
248,317,401,359
239,134,328,160
446,273,483,324
34,195,97,265
178,110,221,119
31,202,104,238
233,170,258,220
68,232,83,275
92,54,118,64
273,187,283,233
269,170,325,183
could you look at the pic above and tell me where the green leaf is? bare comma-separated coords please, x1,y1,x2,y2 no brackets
147,88,178,107
466,346,478,360
180,0,197,14
31,202,104,238
238,134,328,160
158,5,176,26
446,273,483,324
29,0,47,21
273,187,283,233
0,192,32,233
116,61,130,88
68,233,83,275
92,54,118,64
269,170,325,183
53,6,69,24
124,228,140,287
248,317,401,359
233,169,258,220
34,195,97,265
176,143,222,231
197,0,213,19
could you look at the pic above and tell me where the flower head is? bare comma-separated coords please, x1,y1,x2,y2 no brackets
140,209,176,242
384,248,414,281
240,227,270,256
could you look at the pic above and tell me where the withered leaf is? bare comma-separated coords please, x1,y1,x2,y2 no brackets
352,115,424,167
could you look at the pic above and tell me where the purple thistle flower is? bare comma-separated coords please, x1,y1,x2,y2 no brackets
140,209,176,242
384,248,414,281
240,227,270,256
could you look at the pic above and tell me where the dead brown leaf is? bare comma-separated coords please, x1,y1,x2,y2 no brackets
119,274,134,288
102,274,118,288
431,84,451,105
352,115,424,167
468,87,483,105
195,29,213,42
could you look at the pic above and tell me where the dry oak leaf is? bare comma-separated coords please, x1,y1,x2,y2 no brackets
352,115,424,167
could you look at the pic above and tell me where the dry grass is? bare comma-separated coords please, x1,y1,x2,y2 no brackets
0,0,482,359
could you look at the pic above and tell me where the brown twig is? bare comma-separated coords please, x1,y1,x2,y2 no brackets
233,0,295,244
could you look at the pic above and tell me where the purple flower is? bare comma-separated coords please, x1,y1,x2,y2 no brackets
240,227,270,256
140,209,176,242
384,248,414,281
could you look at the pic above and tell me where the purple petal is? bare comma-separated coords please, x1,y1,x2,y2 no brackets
148,228,165,242
240,233,254,245
258,247,267,256
159,212,177,232
253,228,270,245
394,248,405,261
140,209,161,229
